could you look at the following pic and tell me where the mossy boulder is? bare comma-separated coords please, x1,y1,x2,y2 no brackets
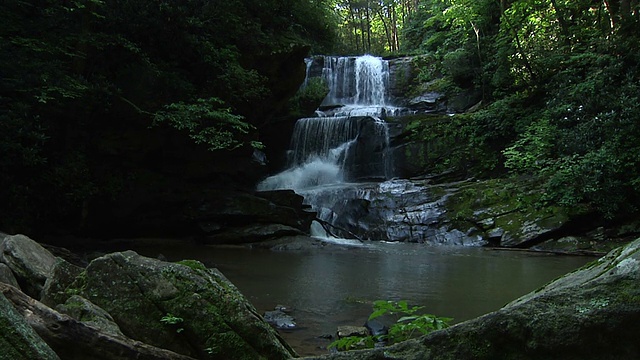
0,234,57,299
41,257,84,307
75,251,295,360
302,237,640,360
442,178,579,248
55,295,124,337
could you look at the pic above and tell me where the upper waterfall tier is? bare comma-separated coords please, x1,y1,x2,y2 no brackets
321,55,390,108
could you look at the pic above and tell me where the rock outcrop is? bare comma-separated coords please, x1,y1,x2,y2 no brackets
302,237,640,360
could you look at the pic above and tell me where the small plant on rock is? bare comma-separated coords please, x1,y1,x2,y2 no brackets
329,300,451,351
160,313,184,333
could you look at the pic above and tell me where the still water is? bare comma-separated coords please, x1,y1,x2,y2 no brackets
125,239,592,356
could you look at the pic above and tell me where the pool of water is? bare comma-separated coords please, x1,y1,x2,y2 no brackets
122,239,592,356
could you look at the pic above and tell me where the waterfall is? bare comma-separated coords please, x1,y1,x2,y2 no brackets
257,55,479,244
354,55,388,105
258,54,398,239
258,116,389,191
321,55,390,107
259,54,395,193
300,57,313,90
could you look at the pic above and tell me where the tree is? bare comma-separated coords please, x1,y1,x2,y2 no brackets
400,0,640,219
0,0,337,233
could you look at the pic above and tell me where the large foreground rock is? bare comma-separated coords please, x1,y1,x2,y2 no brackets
303,238,640,360
0,234,296,360
73,251,296,360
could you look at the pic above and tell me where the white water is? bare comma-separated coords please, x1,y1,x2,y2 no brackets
258,55,393,193
320,55,401,117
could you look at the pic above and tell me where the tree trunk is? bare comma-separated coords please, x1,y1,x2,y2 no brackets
621,0,631,17
549,0,572,47
501,11,536,83
375,7,393,52
365,1,372,52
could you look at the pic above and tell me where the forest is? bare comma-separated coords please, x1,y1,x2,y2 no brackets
1,0,640,234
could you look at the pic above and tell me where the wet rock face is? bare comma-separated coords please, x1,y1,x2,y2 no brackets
264,305,297,330
303,179,485,245
343,117,393,181
387,57,418,106
301,238,640,360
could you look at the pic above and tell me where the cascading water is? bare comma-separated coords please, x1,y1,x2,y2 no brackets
258,55,477,244
318,55,401,117
257,55,397,241
259,55,393,193
322,55,388,106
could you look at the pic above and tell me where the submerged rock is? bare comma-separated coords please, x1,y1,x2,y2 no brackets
337,326,369,338
302,237,640,360
264,306,297,330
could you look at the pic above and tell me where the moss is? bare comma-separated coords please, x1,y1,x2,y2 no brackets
204,331,258,360
176,259,208,272
64,270,87,296
1,294,60,360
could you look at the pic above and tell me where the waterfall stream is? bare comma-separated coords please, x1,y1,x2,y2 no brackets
257,55,480,244
258,55,393,193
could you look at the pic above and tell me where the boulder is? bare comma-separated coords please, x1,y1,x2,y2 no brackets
0,263,19,288
75,251,296,360
206,224,304,245
55,295,124,337
0,291,60,360
187,190,315,244
0,234,56,299
40,258,84,307
441,178,581,248
301,238,640,360
408,92,445,112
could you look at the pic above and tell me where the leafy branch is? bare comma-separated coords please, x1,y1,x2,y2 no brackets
152,97,262,151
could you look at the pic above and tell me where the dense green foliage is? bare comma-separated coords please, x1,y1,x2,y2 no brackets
329,300,451,351
330,0,640,218
0,0,335,233
2,0,639,233
401,0,640,219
